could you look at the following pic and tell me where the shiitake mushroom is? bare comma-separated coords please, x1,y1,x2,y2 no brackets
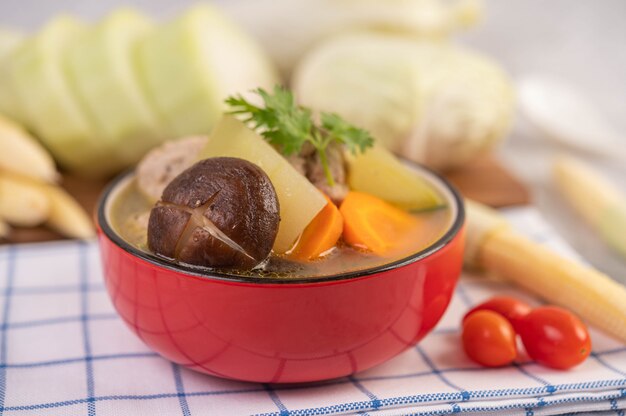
147,157,280,269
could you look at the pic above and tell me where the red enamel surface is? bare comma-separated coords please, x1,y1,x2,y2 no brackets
97,226,464,383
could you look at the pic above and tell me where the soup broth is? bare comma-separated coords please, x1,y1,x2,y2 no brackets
108,174,455,279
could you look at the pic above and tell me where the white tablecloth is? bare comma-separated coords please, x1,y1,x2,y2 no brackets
0,207,624,415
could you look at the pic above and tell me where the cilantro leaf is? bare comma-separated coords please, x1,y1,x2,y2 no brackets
226,86,374,185
227,86,311,156
320,112,374,155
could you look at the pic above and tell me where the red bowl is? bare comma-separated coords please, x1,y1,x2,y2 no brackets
96,167,465,383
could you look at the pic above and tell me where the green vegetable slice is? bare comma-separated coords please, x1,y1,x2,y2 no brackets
7,16,112,175
346,145,445,211
136,4,278,138
199,115,327,253
66,8,164,167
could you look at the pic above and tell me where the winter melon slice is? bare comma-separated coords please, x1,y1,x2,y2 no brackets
66,8,163,167
0,29,21,58
199,115,326,253
7,16,110,175
346,145,445,211
0,28,25,122
136,4,278,138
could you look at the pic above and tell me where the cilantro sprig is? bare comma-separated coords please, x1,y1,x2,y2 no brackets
226,86,374,186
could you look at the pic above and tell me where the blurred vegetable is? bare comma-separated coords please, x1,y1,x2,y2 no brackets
0,28,21,57
462,310,517,367
0,115,94,239
346,144,444,211
37,183,95,239
67,8,163,167
0,28,23,122
465,199,626,343
0,5,278,177
0,173,50,227
553,155,626,259
137,5,278,139
293,33,514,171
5,16,109,175
340,191,419,254
518,306,591,370
0,114,58,183
199,115,327,253
226,0,482,76
289,195,343,261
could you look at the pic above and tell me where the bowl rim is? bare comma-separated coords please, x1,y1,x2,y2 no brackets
97,161,465,285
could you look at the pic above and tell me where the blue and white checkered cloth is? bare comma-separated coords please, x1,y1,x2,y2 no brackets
0,207,624,416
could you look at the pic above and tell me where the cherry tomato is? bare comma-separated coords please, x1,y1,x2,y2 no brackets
518,306,591,370
462,310,517,367
463,296,532,332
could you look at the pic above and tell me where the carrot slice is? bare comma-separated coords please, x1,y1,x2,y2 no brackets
289,195,344,261
340,191,419,255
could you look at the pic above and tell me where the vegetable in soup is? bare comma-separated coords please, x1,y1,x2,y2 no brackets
108,171,453,279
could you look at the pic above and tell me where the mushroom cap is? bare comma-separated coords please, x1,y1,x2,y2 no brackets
147,157,280,269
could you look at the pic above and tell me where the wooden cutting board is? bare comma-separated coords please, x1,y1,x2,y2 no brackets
444,155,531,207
2,155,530,244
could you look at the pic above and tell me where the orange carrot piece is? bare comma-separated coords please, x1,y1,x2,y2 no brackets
340,191,419,255
290,196,344,261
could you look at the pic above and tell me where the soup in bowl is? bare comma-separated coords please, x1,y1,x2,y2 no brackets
96,160,464,383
